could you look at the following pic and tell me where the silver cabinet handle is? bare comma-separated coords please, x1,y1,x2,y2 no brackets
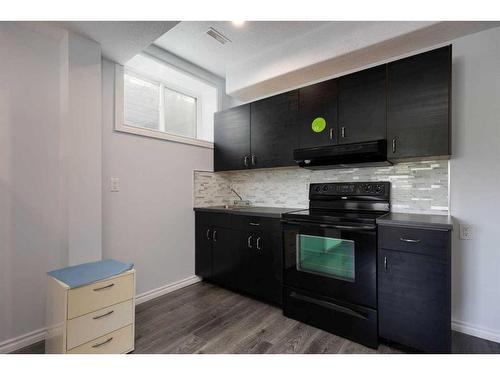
249,222,260,226
400,237,421,243
392,138,397,153
244,155,249,167
93,283,114,292
329,128,334,140
251,154,257,166
384,256,388,271
91,337,113,348
93,310,114,320
213,230,217,242
256,237,261,250
206,229,211,240
247,235,253,248
341,126,345,138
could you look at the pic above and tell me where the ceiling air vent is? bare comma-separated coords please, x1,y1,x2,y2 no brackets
206,27,232,45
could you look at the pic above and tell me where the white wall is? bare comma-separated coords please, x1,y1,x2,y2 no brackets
101,59,213,295
0,23,102,352
450,26,500,342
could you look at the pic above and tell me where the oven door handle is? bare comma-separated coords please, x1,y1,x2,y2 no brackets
289,291,368,320
283,220,376,231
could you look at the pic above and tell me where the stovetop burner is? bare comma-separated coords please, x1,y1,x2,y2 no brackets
282,181,390,225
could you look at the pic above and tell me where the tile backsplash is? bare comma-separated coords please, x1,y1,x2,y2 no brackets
194,160,449,214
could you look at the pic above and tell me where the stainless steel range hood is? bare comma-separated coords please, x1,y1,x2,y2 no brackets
293,139,391,169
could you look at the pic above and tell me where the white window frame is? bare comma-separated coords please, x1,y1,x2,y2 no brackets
114,64,214,149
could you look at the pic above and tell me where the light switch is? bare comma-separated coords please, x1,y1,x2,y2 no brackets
110,177,120,192
460,224,473,240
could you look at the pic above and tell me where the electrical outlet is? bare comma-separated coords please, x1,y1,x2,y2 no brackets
460,224,473,240
110,177,120,192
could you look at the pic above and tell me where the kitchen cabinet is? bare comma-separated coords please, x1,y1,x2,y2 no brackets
194,211,282,306
387,45,451,160
378,225,451,353
298,79,339,149
338,65,387,144
250,91,299,168
214,104,251,171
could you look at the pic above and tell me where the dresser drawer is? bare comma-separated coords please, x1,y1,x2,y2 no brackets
67,299,134,350
67,324,134,354
378,226,450,259
67,271,134,319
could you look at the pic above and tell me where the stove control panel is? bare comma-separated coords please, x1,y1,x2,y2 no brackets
310,182,390,198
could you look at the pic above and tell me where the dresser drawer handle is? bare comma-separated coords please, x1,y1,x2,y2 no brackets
400,237,421,243
92,310,114,320
91,337,113,348
93,283,115,291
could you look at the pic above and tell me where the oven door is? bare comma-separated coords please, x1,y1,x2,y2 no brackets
283,220,377,308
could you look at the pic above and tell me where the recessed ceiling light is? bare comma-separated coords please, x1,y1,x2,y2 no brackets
232,21,245,27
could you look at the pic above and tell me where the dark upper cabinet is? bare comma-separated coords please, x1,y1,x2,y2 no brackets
387,45,451,160
378,225,451,353
250,91,298,168
338,65,387,144
214,104,251,171
298,79,339,149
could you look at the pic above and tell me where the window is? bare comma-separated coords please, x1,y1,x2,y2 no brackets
116,54,218,148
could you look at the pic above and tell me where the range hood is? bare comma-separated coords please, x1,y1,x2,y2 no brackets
294,139,391,169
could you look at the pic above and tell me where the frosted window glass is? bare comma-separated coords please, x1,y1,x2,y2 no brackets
164,87,197,138
124,73,159,130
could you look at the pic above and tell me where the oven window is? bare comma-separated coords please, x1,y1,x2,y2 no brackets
297,234,355,282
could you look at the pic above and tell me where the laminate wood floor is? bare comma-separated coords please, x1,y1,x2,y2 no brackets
12,282,500,354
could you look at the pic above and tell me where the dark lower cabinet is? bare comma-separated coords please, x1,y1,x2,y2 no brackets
378,225,451,353
387,45,451,160
194,212,282,306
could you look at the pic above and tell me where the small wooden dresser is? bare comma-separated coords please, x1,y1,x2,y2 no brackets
45,269,135,354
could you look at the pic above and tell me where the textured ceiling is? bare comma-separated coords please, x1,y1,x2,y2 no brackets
154,21,330,77
58,21,179,64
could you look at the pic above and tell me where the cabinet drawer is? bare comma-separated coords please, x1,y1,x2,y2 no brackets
67,299,134,350
67,271,134,319
378,226,449,259
67,324,134,354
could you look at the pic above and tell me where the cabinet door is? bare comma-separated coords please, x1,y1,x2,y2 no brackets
387,46,451,160
214,104,251,171
298,79,339,149
211,227,239,288
194,216,212,279
250,91,298,168
378,248,451,353
338,65,387,144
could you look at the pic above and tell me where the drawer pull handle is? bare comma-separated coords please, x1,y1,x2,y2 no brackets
91,337,113,348
400,237,421,243
93,310,114,320
93,283,115,291
249,222,260,226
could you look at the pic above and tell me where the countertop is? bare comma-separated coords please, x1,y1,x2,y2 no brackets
376,212,454,230
193,206,301,219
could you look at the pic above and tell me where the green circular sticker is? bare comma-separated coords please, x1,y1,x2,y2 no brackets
311,117,326,133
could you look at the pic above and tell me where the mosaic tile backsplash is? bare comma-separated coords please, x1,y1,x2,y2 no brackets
194,160,449,214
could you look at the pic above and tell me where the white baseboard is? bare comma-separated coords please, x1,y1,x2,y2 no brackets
0,327,47,354
0,275,201,353
452,319,500,344
135,275,201,305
